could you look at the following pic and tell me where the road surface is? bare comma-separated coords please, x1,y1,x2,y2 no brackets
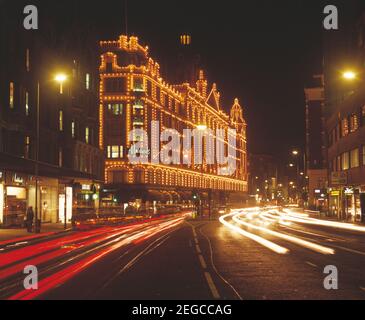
1,207,365,300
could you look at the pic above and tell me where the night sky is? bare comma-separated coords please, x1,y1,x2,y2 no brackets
5,0,354,157
91,0,325,157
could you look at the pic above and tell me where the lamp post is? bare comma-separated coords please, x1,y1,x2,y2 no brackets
197,124,207,218
34,73,67,233
55,74,68,230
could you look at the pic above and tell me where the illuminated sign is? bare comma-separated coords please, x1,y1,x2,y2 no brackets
344,187,353,195
13,174,24,184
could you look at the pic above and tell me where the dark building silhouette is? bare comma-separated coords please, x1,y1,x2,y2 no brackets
0,1,103,226
323,4,365,222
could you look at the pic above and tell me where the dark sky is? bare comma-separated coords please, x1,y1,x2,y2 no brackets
12,0,350,157
118,0,325,157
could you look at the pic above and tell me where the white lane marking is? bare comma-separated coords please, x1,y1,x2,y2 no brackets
330,244,365,257
196,244,202,254
204,272,220,299
306,261,318,268
198,254,207,269
281,225,346,242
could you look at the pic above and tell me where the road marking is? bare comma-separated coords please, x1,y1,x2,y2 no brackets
331,244,365,256
306,261,317,268
196,245,202,254
198,254,207,269
204,272,220,299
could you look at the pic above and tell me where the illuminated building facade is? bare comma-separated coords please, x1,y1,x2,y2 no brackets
99,35,247,204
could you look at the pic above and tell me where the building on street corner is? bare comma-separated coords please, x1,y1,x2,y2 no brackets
0,3,103,228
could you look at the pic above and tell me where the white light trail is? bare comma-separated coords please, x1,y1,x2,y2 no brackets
233,214,335,255
283,209,365,233
219,213,289,255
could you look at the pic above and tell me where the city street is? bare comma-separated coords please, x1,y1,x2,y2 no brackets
1,208,365,300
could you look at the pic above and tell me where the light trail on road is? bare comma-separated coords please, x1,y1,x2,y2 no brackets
0,215,186,300
219,212,289,254
232,212,335,255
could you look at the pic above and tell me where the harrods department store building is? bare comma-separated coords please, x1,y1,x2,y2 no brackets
99,35,248,204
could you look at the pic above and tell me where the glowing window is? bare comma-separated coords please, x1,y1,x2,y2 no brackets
86,73,90,90
59,110,63,131
25,91,29,116
9,82,14,108
85,127,90,144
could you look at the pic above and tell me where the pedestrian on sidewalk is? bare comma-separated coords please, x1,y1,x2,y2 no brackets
26,207,34,233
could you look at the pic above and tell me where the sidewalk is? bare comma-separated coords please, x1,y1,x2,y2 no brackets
304,209,364,224
0,223,72,242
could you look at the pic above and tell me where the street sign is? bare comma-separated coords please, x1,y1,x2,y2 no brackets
331,172,347,185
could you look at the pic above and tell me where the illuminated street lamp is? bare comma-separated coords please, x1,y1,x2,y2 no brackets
55,73,67,94
34,73,68,233
292,150,299,156
343,70,356,81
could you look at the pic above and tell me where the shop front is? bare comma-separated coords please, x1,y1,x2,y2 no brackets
328,188,340,218
27,176,59,223
329,186,362,222
2,172,28,227
73,181,100,215
58,183,73,224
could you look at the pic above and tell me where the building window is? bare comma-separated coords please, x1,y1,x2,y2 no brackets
107,103,123,115
25,91,29,116
350,114,359,132
59,110,63,131
9,82,14,108
25,136,30,159
26,49,30,72
341,118,349,137
85,127,90,144
362,105,365,126
350,148,359,168
105,78,126,93
59,147,63,167
342,152,350,170
106,62,113,73
362,146,365,166
86,73,90,90
133,78,144,92
71,121,75,138
107,145,123,159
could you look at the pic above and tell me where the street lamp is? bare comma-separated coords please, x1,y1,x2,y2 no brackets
34,73,68,233
343,70,357,81
55,73,67,94
196,123,207,218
